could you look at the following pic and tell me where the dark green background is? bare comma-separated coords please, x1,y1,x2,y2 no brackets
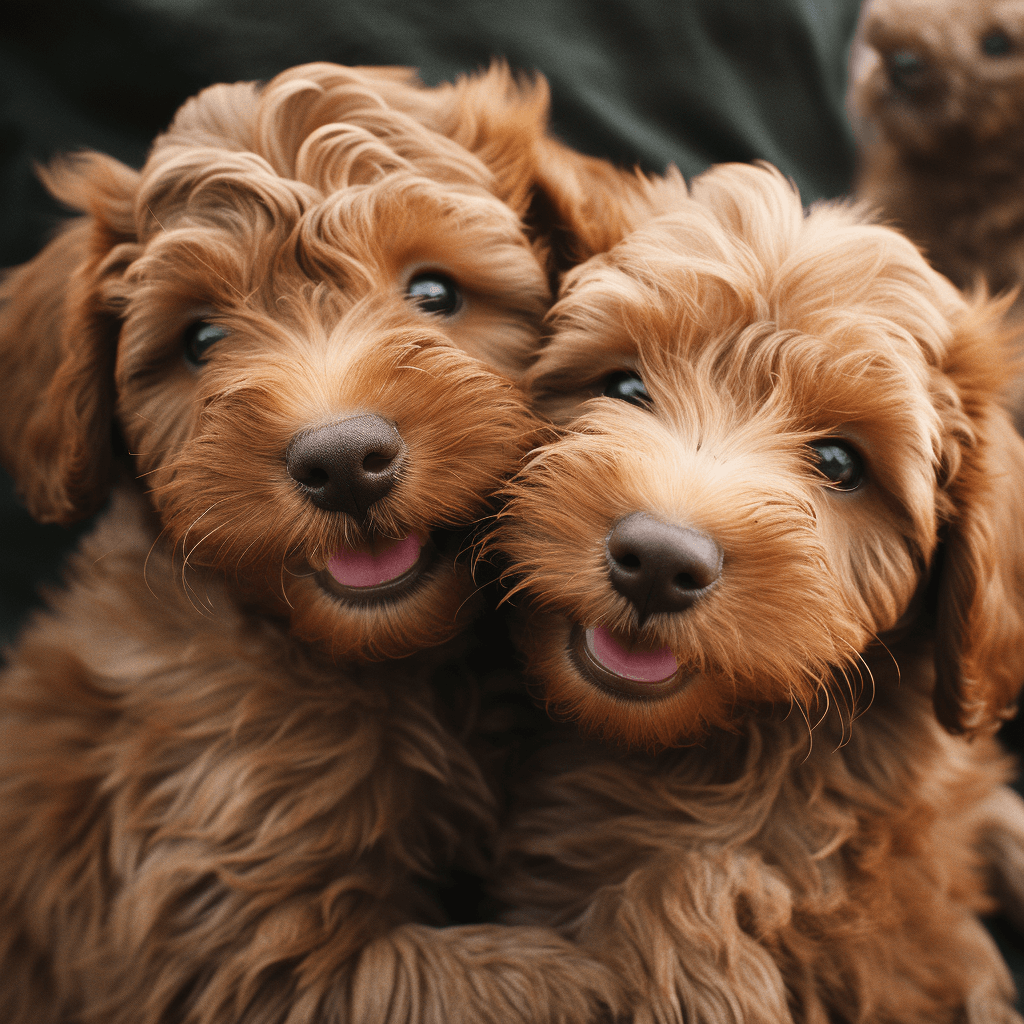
4,0,1022,996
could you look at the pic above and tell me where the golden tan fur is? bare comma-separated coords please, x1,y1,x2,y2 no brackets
491,163,1024,1022
0,64,628,1023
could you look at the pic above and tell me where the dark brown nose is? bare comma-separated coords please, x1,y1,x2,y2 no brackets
286,414,405,519
606,512,722,620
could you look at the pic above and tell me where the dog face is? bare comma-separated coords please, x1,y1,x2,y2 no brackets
0,64,553,661
494,163,1024,747
853,0,1024,159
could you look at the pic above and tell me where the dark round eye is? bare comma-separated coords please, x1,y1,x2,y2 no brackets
183,321,228,366
982,30,1013,56
406,272,461,316
807,439,864,491
884,49,930,94
603,371,652,408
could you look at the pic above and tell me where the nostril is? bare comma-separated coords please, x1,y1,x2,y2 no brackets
363,452,395,474
675,572,698,590
617,552,642,570
286,449,329,488
297,466,329,487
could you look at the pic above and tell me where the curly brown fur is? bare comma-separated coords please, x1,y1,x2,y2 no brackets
0,64,627,1023
491,162,1024,1022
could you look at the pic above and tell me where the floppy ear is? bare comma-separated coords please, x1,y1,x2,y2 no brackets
0,152,139,524
931,304,1024,736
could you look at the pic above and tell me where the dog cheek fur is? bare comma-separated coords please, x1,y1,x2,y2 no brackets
123,314,533,658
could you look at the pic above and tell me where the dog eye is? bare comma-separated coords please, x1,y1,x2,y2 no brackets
406,273,462,316
183,321,229,366
981,30,1013,56
603,371,652,408
807,439,864,491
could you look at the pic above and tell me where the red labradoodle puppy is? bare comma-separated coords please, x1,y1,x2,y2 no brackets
0,64,626,1023
850,0,1024,299
492,163,1024,1023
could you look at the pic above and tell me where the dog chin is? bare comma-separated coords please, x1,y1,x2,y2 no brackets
286,534,482,661
520,612,721,747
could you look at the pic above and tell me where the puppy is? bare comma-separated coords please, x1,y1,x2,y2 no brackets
850,0,1024,298
0,63,625,1023
492,162,1024,1022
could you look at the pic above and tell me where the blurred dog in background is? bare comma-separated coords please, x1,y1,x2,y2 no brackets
851,0,1024,298
850,0,1024,423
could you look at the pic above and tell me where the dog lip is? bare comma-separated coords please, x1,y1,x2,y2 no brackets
315,534,436,606
569,624,687,699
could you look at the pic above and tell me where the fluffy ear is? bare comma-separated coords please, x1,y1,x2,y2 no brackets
414,62,557,218
523,139,684,279
931,304,1024,736
400,63,679,274
0,153,139,524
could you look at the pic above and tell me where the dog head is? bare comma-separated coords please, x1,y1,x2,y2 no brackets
0,63,561,661
852,0,1024,162
494,162,1024,747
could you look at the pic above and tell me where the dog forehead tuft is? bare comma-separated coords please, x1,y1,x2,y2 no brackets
559,184,953,364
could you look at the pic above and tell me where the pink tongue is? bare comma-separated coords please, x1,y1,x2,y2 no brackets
589,626,679,683
327,534,422,588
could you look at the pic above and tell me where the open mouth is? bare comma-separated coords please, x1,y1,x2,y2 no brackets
316,532,437,605
570,624,687,699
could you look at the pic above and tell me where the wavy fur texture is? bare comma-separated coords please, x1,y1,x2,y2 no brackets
492,162,1024,1022
0,64,627,1023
